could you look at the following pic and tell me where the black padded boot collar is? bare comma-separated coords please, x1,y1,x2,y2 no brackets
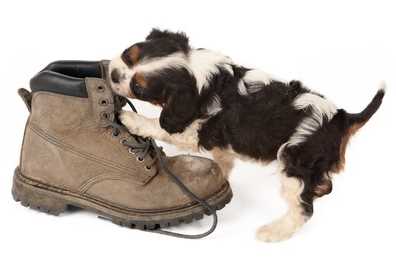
41,60,102,78
30,61,107,98
30,71,88,97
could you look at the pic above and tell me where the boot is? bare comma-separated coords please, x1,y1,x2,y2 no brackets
13,60,232,236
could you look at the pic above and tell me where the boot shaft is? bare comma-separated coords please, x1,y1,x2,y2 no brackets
19,62,157,191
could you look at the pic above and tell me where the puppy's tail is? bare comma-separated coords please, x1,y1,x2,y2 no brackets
331,83,385,173
346,82,385,128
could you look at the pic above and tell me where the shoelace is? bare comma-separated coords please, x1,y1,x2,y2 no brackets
109,121,158,169
108,97,218,239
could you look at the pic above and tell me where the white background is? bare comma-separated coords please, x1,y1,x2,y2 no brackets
1,1,395,268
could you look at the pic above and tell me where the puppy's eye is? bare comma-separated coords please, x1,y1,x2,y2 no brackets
132,82,144,95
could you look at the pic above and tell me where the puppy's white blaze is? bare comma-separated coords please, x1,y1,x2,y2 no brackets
188,49,234,92
135,52,188,74
206,94,222,115
288,93,337,147
137,50,234,93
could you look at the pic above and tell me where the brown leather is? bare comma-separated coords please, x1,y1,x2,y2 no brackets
19,72,226,211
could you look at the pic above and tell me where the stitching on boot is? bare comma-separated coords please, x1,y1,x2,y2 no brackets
79,174,137,193
28,123,154,184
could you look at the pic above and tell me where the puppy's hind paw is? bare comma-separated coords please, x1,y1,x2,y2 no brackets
256,217,304,243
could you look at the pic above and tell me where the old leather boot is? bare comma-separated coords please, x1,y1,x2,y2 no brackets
13,61,232,237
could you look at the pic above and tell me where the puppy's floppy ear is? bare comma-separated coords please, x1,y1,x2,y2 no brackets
146,28,190,52
159,84,199,134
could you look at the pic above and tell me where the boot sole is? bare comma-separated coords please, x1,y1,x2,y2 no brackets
12,167,232,230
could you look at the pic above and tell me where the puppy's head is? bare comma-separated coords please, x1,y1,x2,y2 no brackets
109,29,199,133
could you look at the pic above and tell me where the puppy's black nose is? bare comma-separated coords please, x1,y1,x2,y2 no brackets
111,69,121,83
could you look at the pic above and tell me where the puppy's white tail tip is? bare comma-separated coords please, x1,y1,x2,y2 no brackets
378,80,386,92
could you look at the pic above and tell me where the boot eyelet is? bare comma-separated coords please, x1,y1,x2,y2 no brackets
128,148,136,154
111,131,119,137
145,165,151,170
137,157,144,162
100,112,111,120
120,138,127,144
97,85,105,92
99,98,109,106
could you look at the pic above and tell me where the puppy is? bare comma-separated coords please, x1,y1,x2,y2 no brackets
109,29,385,242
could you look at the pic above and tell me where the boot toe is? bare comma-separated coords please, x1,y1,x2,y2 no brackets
166,154,226,199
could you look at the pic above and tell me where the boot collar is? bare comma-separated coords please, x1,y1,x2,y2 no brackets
30,60,109,98
30,70,88,97
29,60,115,126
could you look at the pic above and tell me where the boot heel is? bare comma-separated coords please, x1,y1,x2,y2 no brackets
12,169,68,215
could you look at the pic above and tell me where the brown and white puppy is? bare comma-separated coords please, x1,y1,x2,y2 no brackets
109,29,385,242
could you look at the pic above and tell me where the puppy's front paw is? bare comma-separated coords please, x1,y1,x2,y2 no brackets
119,111,140,134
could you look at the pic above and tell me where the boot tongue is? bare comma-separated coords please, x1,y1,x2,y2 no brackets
99,60,111,82
98,60,127,113
98,60,159,160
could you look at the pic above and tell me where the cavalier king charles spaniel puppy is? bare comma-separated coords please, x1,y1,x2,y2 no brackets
109,29,385,242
